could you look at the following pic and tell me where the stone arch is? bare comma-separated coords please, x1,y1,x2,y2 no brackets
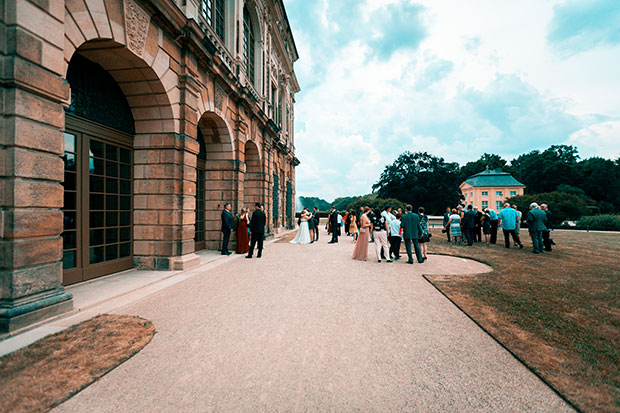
197,112,235,160
64,0,179,134
244,140,262,209
195,111,237,250
62,1,197,273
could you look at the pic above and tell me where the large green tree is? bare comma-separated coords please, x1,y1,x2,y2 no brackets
459,153,507,181
346,196,406,213
332,196,362,211
509,145,580,194
298,196,330,211
576,157,620,212
372,151,462,215
506,192,591,225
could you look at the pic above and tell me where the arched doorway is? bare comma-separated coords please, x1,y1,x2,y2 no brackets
244,141,262,209
62,40,175,284
194,111,235,250
62,53,135,285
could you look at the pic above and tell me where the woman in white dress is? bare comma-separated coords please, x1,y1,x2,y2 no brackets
290,209,312,244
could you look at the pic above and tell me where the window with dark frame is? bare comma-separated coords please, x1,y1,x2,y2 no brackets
243,6,255,86
202,0,225,42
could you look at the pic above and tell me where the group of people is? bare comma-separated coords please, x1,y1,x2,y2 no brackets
290,207,320,244
443,202,554,254
221,202,267,258
223,200,555,261
288,204,430,264
344,205,430,264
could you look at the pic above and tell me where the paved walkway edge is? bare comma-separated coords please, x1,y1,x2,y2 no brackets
0,235,290,358
422,274,581,413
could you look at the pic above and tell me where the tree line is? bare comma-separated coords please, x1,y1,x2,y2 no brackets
299,145,620,220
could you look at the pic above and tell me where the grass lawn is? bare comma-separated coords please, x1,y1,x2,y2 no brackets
0,314,155,412
426,229,620,413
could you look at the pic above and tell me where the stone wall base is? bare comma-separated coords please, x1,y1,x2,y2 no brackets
170,253,201,271
0,289,73,333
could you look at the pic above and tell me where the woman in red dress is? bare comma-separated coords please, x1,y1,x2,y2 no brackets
236,208,250,254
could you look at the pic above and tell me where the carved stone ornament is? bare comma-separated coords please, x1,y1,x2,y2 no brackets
124,0,150,56
214,82,226,111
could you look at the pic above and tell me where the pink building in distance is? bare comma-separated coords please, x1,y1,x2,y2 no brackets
459,169,526,212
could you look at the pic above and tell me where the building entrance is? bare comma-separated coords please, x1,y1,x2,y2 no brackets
62,117,133,285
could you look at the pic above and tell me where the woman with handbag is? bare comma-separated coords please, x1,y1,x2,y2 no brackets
418,207,430,260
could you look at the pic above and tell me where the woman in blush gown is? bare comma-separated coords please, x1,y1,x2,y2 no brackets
352,207,371,260
290,209,312,244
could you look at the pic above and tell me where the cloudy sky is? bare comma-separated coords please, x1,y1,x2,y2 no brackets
283,0,620,202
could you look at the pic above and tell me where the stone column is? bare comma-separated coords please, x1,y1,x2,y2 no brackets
0,0,73,332
133,132,200,271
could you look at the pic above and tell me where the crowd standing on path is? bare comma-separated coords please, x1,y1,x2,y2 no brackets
220,199,556,262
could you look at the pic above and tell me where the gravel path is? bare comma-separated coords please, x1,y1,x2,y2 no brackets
55,234,572,412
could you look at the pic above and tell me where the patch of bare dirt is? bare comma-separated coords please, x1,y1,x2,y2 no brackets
0,314,155,412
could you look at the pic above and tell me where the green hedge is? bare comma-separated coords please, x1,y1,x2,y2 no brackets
575,215,620,231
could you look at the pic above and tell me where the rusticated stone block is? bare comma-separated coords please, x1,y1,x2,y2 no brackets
0,236,62,270
1,209,63,239
4,88,65,128
0,262,62,300
6,56,69,101
4,147,64,181
133,240,155,256
6,26,43,66
1,179,63,208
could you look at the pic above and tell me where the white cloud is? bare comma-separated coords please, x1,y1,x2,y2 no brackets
285,0,620,201
567,121,620,159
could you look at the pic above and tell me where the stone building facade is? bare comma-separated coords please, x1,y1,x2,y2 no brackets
0,0,299,332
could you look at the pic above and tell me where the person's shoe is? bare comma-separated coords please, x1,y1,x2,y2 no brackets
328,241,335,244
395,257,400,261
532,251,539,254
387,259,393,262
519,243,524,249
245,255,252,259
407,260,414,264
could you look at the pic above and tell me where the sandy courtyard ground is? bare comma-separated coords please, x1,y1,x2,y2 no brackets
55,233,572,412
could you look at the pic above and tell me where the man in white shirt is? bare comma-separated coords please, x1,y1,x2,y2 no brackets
388,213,402,260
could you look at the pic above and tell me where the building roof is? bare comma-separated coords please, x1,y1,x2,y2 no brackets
463,168,525,188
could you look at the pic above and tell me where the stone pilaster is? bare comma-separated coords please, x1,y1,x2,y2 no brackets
0,0,73,332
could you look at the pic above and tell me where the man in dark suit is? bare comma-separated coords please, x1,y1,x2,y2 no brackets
328,206,339,243
462,205,476,246
312,207,320,241
400,204,424,264
527,202,547,254
246,202,266,258
474,207,483,242
220,203,234,255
